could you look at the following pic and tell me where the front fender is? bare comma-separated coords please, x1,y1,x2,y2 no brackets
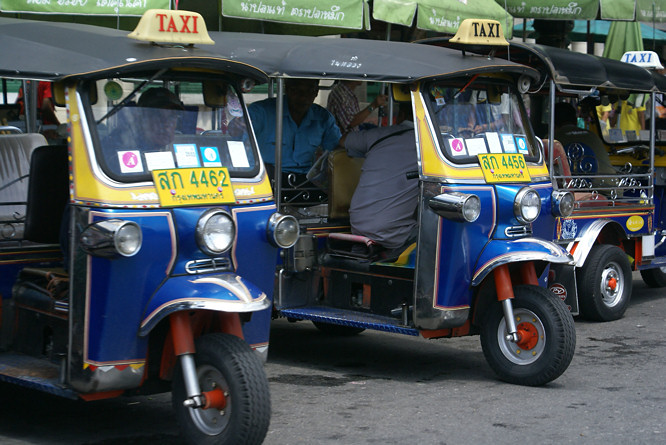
139,273,270,336
568,218,626,267
472,238,573,286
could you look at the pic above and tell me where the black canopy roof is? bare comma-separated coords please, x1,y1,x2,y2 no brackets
209,32,540,84
0,17,269,82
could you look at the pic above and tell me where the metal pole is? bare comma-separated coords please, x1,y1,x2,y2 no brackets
548,79,556,182
650,91,656,203
274,78,284,211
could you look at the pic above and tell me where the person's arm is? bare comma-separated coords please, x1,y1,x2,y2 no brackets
346,94,388,130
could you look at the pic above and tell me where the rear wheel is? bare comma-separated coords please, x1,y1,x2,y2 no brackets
577,244,632,321
640,266,666,288
480,285,576,386
172,333,270,445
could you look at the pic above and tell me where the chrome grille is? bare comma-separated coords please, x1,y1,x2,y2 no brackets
185,257,232,274
505,225,532,238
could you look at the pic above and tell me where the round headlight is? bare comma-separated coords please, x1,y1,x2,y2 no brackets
514,187,541,224
196,210,235,255
267,213,300,248
115,222,142,257
552,191,575,218
462,195,481,222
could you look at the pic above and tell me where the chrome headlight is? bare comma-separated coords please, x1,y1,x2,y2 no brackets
552,191,575,217
80,219,142,258
429,192,481,222
514,187,541,224
267,213,300,248
196,209,235,255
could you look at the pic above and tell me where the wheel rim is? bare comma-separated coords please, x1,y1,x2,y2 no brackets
497,308,546,365
599,260,624,308
188,364,231,436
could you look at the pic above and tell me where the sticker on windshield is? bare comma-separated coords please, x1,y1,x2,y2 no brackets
228,141,250,168
465,137,488,156
200,146,222,167
145,151,175,171
515,136,529,154
484,132,502,153
448,137,467,157
118,150,144,173
500,134,516,153
175,143,200,168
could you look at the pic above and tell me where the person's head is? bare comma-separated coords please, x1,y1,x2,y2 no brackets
554,102,578,128
138,87,184,147
285,79,319,118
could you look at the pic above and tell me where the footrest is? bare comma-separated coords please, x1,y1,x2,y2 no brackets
327,232,382,259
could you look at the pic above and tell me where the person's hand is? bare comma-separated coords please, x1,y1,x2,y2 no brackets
373,94,388,109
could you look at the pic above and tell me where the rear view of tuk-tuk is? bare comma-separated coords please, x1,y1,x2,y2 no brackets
266,20,576,387
0,10,299,445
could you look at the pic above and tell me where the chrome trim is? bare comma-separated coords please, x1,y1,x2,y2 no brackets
505,225,532,238
185,257,232,274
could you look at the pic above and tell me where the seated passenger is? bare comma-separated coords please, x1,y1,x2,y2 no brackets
339,103,417,255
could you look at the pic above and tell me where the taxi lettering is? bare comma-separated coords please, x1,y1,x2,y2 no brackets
155,12,199,34
472,21,499,38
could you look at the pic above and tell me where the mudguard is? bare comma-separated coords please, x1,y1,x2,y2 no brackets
139,273,270,336
567,218,626,267
472,237,573,286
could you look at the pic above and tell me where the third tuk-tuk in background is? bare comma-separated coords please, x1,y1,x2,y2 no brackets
239,20,577,386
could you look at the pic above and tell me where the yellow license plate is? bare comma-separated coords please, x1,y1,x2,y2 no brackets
152,167,235,207
478,153,531,183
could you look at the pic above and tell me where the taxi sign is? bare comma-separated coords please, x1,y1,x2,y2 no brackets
152,167,235,207
621,51,664,70
478,153,531,183
129,9,214,46
450,19,508,47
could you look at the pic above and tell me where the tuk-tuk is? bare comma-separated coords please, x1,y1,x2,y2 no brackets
0,10,300,444
250,20,577,386
460,42,666,322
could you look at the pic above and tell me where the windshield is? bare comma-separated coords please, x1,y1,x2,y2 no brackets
89,79,259,183
426,80,539,163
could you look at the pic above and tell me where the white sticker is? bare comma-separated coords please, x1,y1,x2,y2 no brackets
144,151,175,171
174,143,200,168
449,138,467,157
500,134,516,153
228,141,250,168
484,132,502,153
118,150,143,173
200,146,222,167
515,136,528,154
465,137,488,155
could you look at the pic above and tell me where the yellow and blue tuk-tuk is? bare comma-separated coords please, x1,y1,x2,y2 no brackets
245,20,577,386
0,10,300,444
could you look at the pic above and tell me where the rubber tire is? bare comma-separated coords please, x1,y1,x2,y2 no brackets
577,244,632,321
480,285,576,387
640,266,666,288
312,321,365,336
172,333,270,445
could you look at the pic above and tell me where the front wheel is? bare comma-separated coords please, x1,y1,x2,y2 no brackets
640,266,666,288
173,333,270,445
480,285,576,386
577,244,632,321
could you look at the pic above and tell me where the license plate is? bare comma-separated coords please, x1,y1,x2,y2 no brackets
478,153,531,183
152,167,235,207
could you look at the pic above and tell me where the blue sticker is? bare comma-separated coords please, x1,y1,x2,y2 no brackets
515,136,528,154
200,146,222,167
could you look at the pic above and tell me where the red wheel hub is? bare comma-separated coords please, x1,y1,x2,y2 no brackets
607,277,618,290
515,322,539,350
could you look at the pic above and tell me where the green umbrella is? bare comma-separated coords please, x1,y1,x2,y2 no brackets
497,0,665,22
603,21,644,60
372,0,514,38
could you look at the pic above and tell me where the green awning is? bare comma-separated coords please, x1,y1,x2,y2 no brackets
372,0,514,38
0,0,169,16
221,0,369,30
498,0,665,22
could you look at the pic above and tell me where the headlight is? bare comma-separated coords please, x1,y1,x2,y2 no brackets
552,191,575,217
267,213,300,248
429,192,481,222
80,219,142,258
196,209,235,255
514,187,541,224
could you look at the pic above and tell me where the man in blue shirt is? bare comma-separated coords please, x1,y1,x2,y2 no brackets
249,79,341,175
